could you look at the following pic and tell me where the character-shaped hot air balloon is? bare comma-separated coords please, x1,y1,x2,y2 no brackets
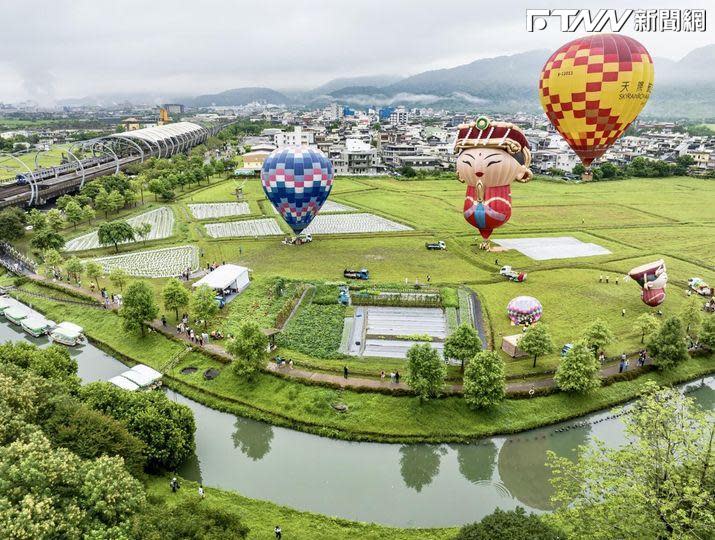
261,146,334,236
539,34,654,170
628,259,668,307
454,117,532,243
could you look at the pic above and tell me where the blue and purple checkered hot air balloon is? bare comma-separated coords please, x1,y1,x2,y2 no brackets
261,146,334,235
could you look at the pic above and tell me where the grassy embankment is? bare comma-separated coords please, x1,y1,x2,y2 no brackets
11,281,714,444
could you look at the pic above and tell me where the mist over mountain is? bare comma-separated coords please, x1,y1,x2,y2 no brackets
58,44,715,119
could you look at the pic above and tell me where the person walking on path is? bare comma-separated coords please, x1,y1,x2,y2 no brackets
343,366,348,379
619,359,625,373
198,485,205,500
170,477,180,493
395,371,400,384
274,525,282,539
161,315,167,327
621,308,626,317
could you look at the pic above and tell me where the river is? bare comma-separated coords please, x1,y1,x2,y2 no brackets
1,316,712,528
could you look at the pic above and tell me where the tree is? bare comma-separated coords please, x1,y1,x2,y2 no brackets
46,208,65,232
646,316,689,370
0,208,26,241
191,284,218,327
81,204,96,225
85,261,103,289
55,194,74,211
633,313,660,344
148,179,166,201
107,189,125,214
547,382,715,539
554,341,600,393
26,208,48,230
98,220,135,253
162,278,190,320
406,343,446,401
0,431,145,538
701,316,715,351
31,227,65,251
109,267,129,292
94,187,113,218
132,498,249,540
463,350,505,409
134,222,152,246
443,323,482,371
680,296,703,343
64,256,84,283
43,398,146,477
456,507,562,540
64,200,84,229
582,318,615,355
80,382,196,471
398,165,417,178
43,248,63,273
120,281,158,336
227,321,269,381
518,324,555,368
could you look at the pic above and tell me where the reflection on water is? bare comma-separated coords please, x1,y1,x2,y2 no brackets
399,445,446,492
0,315,712,528
453,441,497,484
498,425,591,510
232,416,274,461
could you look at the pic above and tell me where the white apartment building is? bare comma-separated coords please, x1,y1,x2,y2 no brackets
330,139,379,175
273,126,315,147
389,107,409,125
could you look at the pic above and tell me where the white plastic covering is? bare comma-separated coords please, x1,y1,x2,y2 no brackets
107,122,205,145
121,364,162,388
108,375,140,391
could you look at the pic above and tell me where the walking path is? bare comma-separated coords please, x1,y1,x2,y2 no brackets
3,251,653,397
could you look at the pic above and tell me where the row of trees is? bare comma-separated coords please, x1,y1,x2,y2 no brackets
571,154,700,180
0,342,244,539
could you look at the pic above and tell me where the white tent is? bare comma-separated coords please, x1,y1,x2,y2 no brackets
108,375,140,391
193,264,250,293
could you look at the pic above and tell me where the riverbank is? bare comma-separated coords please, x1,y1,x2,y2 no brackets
145,476,455,540
9,281,715,443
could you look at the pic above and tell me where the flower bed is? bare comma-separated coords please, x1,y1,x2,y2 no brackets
188,202,251,219
92,245,199,278
65,207,175,251
302,213,412,235
205,218,283,238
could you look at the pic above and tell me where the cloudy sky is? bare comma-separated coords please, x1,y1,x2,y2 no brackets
2,0,712,103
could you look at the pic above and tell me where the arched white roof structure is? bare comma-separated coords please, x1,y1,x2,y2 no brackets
106,121,209,159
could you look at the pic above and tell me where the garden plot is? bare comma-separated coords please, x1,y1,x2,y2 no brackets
303,213,412,235
92,245,199,278
205,218,283,238
347,306,447,359
64,207,175,251
493,236,611,261
189,202,250,219
272,200,355,214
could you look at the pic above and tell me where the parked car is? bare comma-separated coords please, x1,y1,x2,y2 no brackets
344,268,369,280
425,241,446,250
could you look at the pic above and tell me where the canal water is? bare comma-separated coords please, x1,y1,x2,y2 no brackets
1,316,712,528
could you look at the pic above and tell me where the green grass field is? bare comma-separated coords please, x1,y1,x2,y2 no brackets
30,174,715,381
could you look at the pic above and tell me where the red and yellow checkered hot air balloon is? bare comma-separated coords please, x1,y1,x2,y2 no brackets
539,34,654,167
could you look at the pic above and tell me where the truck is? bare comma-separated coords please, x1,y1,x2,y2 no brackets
688,277,712,297
344,268,369,280
499,265,527,282
282,234,313,246
425,241,446,250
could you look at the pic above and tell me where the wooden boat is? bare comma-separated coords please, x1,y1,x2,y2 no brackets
49,322,87,346
4,305,29,325
21,316,55,337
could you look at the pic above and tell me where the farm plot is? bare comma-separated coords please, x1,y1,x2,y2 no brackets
92,245,199,278
205,218,283,238
65,207,175,251
189,202,250,219
303,213,412,235
272,200,355,214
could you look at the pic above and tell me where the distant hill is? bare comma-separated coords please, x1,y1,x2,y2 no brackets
311,75,403,95
187,87,291,107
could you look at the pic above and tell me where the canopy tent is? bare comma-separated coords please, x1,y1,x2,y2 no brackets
108,375,140,391
193,264,250,293
121,364,162,388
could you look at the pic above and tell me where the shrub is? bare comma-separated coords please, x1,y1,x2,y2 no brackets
278,303,345,358
455,507,561,540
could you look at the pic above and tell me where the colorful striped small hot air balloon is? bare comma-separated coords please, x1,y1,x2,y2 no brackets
261,146,334,235
539,34,654,167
